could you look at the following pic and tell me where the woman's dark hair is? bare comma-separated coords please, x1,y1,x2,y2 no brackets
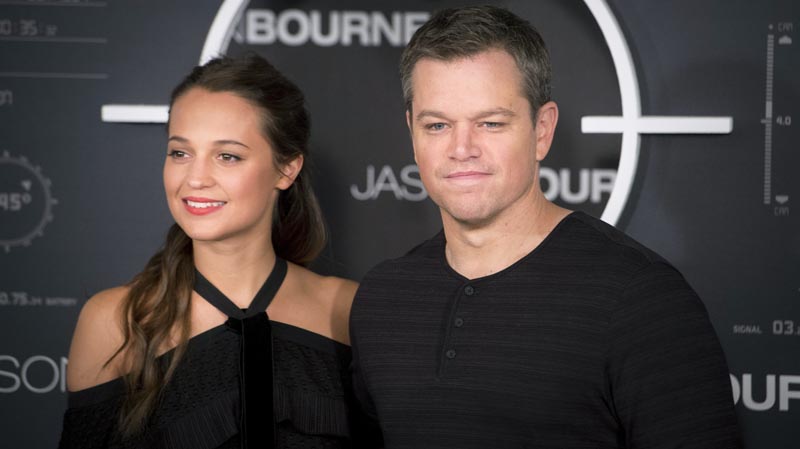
111,54,326,434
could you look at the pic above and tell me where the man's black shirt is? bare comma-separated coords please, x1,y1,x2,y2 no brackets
350,212,740,449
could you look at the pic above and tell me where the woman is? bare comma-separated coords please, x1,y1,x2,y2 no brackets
60,55,379,448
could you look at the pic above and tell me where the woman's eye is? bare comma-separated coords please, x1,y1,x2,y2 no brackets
219,153,242,162
167,150,187,158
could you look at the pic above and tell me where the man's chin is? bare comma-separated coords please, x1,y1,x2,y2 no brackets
441,207,496,230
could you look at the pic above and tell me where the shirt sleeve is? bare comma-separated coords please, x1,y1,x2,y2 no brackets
606,262,742,449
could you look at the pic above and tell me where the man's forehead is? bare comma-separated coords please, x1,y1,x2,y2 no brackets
411,50,524,92
409,50,528,111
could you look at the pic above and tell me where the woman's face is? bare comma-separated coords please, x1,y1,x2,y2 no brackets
164,88,299,246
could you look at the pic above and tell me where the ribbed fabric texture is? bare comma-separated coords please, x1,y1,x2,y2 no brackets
59,322,363,449
351,211,741,449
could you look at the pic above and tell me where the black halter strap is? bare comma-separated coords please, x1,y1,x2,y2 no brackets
193,258,288,449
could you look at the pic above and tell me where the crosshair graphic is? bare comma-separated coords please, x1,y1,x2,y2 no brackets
100,0,733,226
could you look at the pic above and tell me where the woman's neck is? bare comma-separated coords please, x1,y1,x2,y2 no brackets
192,236,278,309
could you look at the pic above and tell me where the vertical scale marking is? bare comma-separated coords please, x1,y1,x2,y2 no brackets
763,33,774,205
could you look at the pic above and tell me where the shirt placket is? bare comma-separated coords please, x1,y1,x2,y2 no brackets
437,282,477,378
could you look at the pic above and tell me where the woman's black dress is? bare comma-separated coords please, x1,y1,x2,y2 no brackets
59,259,380,449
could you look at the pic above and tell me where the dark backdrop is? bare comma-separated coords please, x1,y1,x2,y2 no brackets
0,1,797,447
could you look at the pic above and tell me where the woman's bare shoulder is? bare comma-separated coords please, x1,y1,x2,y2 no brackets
66,285,130,392
284,264,358,345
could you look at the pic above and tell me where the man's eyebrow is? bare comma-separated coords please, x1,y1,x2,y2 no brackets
167,135,251,149
414,108,517,122
414,110,449,121
470,108,516,120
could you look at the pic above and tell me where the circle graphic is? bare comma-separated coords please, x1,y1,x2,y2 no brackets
101,0,731,228
199,0,634,224
0,151,58,252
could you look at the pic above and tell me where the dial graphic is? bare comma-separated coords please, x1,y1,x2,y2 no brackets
0,151,58,252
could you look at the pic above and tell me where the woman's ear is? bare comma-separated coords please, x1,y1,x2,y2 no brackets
276,155,304,190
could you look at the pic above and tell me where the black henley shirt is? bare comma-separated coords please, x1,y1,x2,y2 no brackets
350,211,740,449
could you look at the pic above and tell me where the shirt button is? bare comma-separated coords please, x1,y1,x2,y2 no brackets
445,349,457,359
464,285,475,296
454,317,464,327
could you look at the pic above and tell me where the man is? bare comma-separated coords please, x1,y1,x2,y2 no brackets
350,5,740,449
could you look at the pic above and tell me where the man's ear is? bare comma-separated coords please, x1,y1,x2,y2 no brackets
276,155,304,190
534,101,559,162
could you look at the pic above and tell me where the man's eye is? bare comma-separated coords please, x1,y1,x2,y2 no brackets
426,123,447,131
483,122,504,129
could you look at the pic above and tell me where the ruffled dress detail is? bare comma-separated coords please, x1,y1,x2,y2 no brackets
59,259,373,449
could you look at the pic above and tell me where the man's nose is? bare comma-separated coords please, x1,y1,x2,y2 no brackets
448,125,481,161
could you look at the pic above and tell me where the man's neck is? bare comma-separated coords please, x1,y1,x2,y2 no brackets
442,198,571,280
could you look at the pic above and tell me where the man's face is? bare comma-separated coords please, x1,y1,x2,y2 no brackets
407,49,556,227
